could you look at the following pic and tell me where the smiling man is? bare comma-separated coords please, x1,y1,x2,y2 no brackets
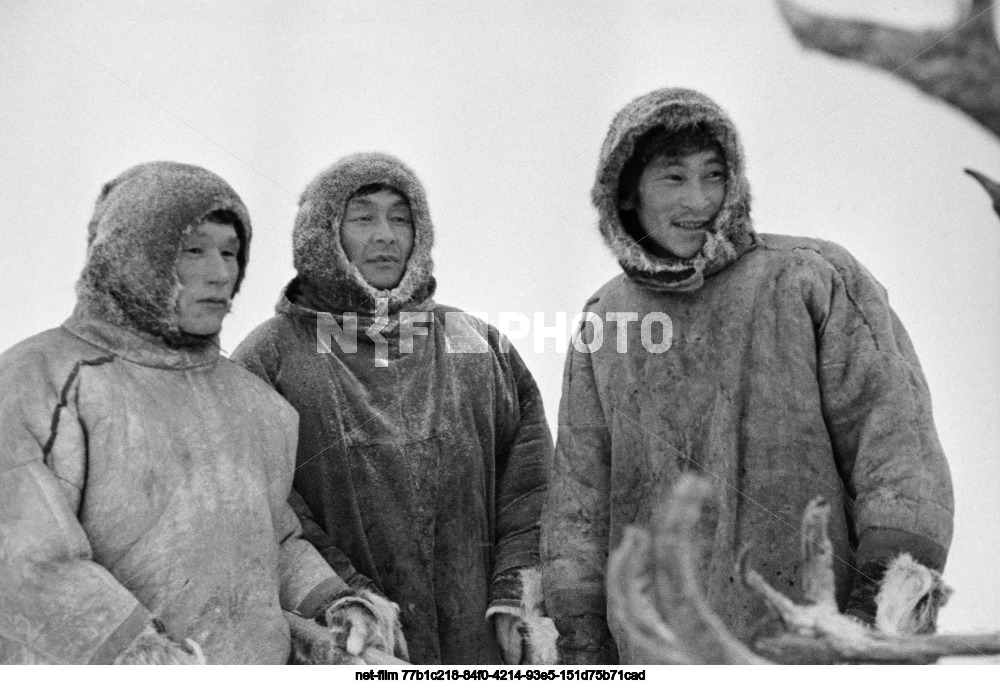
542,87,955,663
0,161,395,664
619,146,725,260
233,152,554,665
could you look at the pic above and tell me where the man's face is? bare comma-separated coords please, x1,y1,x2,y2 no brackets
176,220,240,336
623,148,726,259
340,188,415,290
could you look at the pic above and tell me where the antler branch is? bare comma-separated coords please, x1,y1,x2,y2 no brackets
777,0,1000,216
746,496,1000,663
606,475,767,664
776,0,1000,137
609,474,1000,664
965,168,1000,215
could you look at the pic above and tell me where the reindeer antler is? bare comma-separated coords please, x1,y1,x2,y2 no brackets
608,474,1000,664
746,494,1000,663
777,0,1000,136
776,0,1000,217
607,476,767,664
965,168,1000,215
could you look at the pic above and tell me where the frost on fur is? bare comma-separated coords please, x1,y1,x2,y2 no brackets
114,624,205,665
607,474,1000,664
875,553,952,635
487,567,559,665
518,567,560,665
323,589,408,661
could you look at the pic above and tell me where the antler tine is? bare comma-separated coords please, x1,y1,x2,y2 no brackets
738,546,814,632
776,0,1000,138
649,475,768,664
606,527,691,664
968,0,996,37
965,168,1000,217
800,497,837,607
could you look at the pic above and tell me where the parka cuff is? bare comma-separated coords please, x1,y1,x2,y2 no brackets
492,549,540,579
295,575,350,620
843,560,888,626
545,584,606,617
88,603,152,664
486,566,548,619
856,527,948,572
346,571,383,596
488,567,524,610
553,614,618,665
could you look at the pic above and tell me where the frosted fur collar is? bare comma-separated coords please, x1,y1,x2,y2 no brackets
75,161,252,349
292,152,435,315
592,87,757,292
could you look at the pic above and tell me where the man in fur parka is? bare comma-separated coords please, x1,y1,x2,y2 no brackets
232,152,555,665
541,87,955,664
0,161,400,664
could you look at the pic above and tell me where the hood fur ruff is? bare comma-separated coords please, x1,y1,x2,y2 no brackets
76,161,252,348
593,87,757,292
292,152,435,315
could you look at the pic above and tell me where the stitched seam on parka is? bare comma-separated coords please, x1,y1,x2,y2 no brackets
41,355,115,465
788,245,881,355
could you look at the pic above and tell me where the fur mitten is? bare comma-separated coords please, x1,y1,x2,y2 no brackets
114,621,205,665
875,554,952,635
487,567,559,665
287,610,365,665
323,588,408,661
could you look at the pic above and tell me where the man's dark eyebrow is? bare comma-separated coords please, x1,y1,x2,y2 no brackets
346,197,376,208
656,152,724,166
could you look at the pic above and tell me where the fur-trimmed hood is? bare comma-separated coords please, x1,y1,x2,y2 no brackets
592,87,757,292
75,161,252,348
292,152,435,315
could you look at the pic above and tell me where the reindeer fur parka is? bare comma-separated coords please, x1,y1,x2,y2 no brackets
0,162,349,664
540,88,955,663
232,153,553,664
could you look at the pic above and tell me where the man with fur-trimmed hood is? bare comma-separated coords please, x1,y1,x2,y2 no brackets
233,152,555,665
0,161,400,664
541,88,955,663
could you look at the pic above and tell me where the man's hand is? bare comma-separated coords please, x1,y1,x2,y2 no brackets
327,598,379,657
324,589,409,661
495,613,526,664
114,622,205,664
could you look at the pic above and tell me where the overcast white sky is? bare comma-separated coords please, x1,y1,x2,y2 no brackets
1,0,998,643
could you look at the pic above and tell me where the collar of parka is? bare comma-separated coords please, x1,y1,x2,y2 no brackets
292,152,436,316
592,87,758,292
75,161,252,350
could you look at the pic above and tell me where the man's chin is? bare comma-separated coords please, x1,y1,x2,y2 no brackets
360,270,404,291
178,318,225,337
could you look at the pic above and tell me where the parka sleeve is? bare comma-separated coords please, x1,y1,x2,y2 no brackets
539,314,618,664
274,494,351,619
813,244,954,574
233,327,368,615
487,336,554,612
0,350,151,664
288,487,382,594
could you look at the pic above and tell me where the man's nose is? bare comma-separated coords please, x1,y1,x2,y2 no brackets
372,216,397,242
681,180,713,211
205,252,233,284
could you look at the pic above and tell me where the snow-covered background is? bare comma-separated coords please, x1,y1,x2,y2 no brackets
1,0,997,638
